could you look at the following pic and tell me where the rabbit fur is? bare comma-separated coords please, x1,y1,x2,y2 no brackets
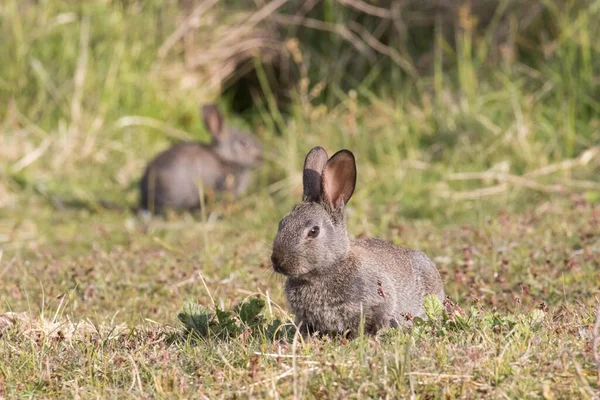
271,146,444,336
139,104,262,212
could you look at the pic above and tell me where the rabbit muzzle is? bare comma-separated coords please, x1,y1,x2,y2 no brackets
270,251,286,275
270,244,304,276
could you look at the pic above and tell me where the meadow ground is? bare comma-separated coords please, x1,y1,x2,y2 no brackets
1,1,600,398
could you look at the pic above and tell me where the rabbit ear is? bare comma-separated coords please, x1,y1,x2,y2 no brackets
322,150,356,209
202,104,225,139
303,146,329,202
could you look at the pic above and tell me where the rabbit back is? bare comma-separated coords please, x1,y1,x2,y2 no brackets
285,238,444,335
140,142,224,211
352,238,445,320
139,104,262,212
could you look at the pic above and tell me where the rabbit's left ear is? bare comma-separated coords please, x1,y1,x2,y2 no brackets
322,150,356,209
303,146,329,202
202,104,225,139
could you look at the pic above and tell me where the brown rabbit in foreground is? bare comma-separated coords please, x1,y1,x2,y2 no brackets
271,146,445,337
139,105,262,212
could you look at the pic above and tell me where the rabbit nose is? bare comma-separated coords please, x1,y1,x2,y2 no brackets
271,252,283,273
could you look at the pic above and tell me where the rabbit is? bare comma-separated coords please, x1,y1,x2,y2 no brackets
270,146,445,337
139,104,263,212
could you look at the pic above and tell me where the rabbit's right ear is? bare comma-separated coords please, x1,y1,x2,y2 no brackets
322,150,356,209
202,104,225,139
303,146,329,202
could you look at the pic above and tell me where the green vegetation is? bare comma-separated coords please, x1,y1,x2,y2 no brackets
0,0,599,398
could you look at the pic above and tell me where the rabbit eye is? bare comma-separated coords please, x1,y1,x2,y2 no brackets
307,226,320,238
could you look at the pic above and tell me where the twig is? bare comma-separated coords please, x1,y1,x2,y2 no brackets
526,146,600,178
448,171,566,194
443,183,509,200
337,0,390,18
253,352,310,359
183,1,290,78
217,0,288,49
113,116,193,141
447,165,600,199
407,371,474,379
128,355,144,394
593,303,600,386
188,38,282,67
446,145,600,199
271,13,375,60
11,138,51,173
158,0,221,58
30,59,61,103
198,270,216,308
561,179,600,191
347,20,417,77
170,272,201,290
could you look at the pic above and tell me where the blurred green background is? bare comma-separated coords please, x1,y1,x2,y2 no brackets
2,0,598,224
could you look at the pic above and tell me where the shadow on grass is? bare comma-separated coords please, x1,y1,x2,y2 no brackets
10,172,139,214
173,295,550,348
173,297,297,344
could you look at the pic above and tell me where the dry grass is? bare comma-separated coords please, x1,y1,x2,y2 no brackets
0,196,599,397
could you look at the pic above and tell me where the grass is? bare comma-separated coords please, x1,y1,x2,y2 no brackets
1,198,598,398
1,0,600,398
